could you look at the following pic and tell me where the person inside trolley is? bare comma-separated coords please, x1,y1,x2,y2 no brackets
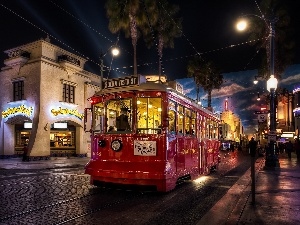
116,108,131,131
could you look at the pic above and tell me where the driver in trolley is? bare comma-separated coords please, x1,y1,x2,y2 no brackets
116,108,131,131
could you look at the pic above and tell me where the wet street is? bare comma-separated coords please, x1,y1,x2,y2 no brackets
0,151,252,225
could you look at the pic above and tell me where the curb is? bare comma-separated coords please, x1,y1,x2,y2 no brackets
197,157,265,225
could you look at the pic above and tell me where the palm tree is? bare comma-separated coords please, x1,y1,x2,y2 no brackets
187,56,203,103
204,63,223,108
244,0,294,80
187,56,223,108
142,0,182,76
105,0,157,75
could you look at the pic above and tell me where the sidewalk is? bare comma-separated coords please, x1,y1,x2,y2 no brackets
0,156,90,170
198,153,300,225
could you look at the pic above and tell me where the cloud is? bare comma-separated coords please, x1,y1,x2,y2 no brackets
211,83,250,98
184,87,195,95
281,73,300,86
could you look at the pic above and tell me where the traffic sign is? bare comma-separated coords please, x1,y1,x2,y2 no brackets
268,134,277,142
258,114,266,122
268,131,277,143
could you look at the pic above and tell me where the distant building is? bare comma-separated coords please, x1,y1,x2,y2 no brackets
277,89,294,133
293,86,300,139
220,98,243,143
0,38,100,159
254,88,295,144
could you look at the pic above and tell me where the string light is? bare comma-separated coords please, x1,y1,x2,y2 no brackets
1,1,269,81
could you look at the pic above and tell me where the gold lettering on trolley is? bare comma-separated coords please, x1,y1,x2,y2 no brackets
207,148,213,153
181,149,196,154
2,105,33,118
51,107,84,120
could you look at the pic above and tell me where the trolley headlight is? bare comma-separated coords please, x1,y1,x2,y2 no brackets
111,139,122,151
98,140,106,147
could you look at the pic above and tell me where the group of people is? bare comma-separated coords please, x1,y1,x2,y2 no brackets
249,137,300,160
281,139,300,160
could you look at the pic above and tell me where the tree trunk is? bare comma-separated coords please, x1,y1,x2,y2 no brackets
158,36,164,76
208,90,212,108
196,86,199,102
133,42,137,75
129,13,138,75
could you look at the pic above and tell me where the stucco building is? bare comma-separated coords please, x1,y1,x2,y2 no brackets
0,38,100,159
220,98,243,143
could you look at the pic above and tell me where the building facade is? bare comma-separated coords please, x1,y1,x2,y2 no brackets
293,86,300,139
277,89,294,133
220,98,243,143
0,39,100,159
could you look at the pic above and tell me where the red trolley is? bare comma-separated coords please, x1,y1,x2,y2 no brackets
84,75,220,192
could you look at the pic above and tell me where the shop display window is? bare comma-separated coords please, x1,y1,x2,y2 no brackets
50,123,75,148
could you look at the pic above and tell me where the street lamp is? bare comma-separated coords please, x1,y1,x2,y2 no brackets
236,14,280,168
100,46,120,89
266,74,279,168
257,93,260,101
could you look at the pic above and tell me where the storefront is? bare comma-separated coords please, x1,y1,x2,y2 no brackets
50,122,76,156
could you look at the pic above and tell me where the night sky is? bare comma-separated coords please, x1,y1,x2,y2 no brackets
1,0,300,134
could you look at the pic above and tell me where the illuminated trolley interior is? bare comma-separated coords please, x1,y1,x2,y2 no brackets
84,75,220,192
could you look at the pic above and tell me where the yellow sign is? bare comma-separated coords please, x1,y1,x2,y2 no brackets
51,107,84,120
2,105,33,118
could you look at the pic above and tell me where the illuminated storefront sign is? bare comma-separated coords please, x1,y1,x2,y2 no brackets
2,104,34,119
51,107,84,120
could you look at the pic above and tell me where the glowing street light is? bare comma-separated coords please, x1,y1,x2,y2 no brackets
236,20,247,31
111,47,120,57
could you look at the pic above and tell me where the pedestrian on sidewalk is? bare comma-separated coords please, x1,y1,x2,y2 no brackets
230,142,234,152
22,144,28,161
295,138,300,160
238,145,242,152
249,137,257,157
286,141,293,160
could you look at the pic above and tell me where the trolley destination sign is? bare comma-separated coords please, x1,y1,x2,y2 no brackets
103,75,145,89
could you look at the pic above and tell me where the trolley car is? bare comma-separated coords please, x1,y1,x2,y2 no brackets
84,75,220,192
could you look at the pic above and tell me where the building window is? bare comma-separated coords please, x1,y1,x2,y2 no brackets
13,81,24,101
63,84,75,103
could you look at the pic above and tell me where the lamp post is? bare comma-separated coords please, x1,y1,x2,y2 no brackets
237,16,279,168
100,46,120,89
266,74,280,167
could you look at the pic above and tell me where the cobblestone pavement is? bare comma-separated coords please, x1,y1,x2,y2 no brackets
0,150,252,225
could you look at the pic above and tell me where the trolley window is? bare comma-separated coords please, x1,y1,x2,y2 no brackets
168,101,176,134
137,97,162,134
191,111,196,136
207,118,211,138
185,108,191,135
106,98,132,133
177,105,184,135
212,120,218,139
201,115,206,139
93,103,104,133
